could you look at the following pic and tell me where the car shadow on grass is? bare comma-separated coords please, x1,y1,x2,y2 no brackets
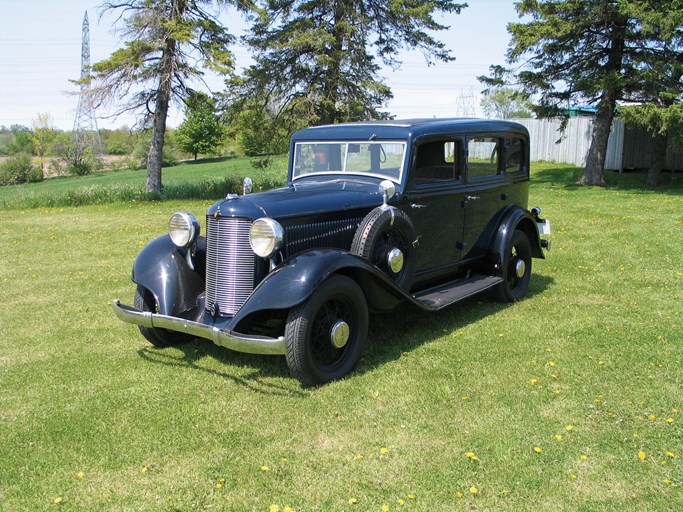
137,342,309,397
137,273,554,391
356,273,556,376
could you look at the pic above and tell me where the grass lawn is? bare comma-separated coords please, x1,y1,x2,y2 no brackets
0,161,681,511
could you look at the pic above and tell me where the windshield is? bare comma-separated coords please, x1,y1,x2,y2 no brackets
292,141,406,182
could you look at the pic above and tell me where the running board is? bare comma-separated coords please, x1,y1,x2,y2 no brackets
412,275,503,311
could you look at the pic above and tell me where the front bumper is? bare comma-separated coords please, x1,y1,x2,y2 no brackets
112,299,286,355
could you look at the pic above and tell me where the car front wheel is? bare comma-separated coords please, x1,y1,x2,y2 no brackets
133,285,194,347
285,275,368,386
495,229,532,302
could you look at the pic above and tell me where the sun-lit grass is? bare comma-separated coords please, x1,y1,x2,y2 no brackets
0,162,681,510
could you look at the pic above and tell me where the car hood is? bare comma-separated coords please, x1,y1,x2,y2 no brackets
207,177,387,220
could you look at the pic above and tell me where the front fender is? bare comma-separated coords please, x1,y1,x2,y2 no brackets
230,249,409,326
491,207,544,271
132,235,205,316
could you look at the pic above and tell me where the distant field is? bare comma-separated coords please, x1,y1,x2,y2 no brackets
0,155,289,209
0,161,681,510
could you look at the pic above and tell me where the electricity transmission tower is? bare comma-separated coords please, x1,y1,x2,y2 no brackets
454,87,477,118
73,11,102,155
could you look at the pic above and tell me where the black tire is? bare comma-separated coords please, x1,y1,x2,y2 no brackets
494,230,532,302
133,285,194,347
351,207,417,291
285,275,368,386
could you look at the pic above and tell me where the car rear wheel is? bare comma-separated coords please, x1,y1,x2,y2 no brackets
495,230,532,302
133,285,194,347
351,207,416,291
285,275,368,386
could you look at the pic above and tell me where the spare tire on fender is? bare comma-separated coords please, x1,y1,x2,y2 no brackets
351,207,417,291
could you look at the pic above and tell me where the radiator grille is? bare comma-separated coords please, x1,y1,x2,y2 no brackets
205,216,255,316
285,218,362,256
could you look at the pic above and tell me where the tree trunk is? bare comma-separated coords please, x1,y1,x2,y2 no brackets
145,0,181,194
577,13,626,187
646,132,667,187
578,99,614,186
146,87,170,193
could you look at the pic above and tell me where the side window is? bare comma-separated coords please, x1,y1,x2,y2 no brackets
505,136,526,174
414,140,462,185
467,137,501,179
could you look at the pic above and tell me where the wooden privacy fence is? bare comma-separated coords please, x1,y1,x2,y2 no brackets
511,117,624,170
511,117,683,171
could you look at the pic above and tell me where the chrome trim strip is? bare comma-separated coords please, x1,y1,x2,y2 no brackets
112,300,286,355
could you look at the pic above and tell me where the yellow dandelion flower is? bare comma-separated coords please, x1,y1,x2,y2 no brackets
283,508,295,512
348,498,358,505
566,425,574,431
407,493,416,500
53,497,63,505
555,389,561,395
466,452,479,461
666,418,674,424
500,489,510,496
554,434,563,442
469,486,478,495
354,453,364,460
570,474,577,480
637,451,647,461
666,451,675,458
140,465,149,474
219,478,225,483
461,396,470,401
598,360,604,365
530,379,538,385
664,479,672,485
75,471,85,479
396,498,405,506
381,504,390,512
549,361,556,367
551,374,558,379
260,466,269,472
534,446,542,453
380,447,389,455
214,483,222,489
649,415,657,422
580,454,588,460
269,505,280,512
456,492,464,498
673,408,679,414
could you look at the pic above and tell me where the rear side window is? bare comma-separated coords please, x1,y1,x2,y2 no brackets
414,140,462,185
467,137,500,179
505,136,527,174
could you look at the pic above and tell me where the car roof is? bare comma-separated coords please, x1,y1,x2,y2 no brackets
291,118,529,142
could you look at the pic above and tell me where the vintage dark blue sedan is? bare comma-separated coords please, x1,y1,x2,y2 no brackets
113,119,551,386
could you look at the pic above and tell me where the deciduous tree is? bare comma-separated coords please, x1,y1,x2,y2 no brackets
175,92,227,160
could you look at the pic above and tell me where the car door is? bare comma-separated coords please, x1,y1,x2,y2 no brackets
461,135,510,261
403,138,466,282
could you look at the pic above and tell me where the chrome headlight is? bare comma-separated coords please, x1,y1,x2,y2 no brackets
249,218,284,258
168,212,199,248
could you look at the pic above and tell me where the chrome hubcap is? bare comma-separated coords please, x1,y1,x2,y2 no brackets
387,248,404,274
515,258,526,279
330,320,350,348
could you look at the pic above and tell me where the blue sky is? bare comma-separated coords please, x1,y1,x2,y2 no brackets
0,0,519,130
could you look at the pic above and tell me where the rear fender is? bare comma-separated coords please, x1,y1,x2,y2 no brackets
491,207,544,271
230,249,408,327
132,235,205,316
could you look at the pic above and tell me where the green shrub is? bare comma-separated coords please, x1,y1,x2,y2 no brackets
0,153,40,185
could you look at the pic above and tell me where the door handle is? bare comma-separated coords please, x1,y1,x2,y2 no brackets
466,195,480,201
